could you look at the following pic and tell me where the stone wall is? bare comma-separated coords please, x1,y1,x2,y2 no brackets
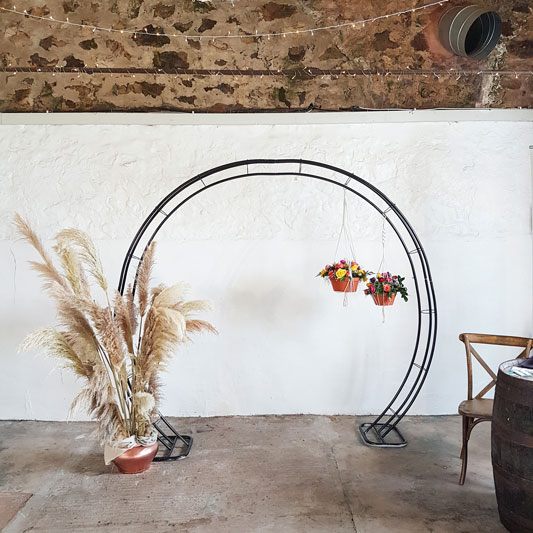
0,0,532,111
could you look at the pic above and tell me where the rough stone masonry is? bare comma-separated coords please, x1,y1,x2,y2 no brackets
0,0,531,111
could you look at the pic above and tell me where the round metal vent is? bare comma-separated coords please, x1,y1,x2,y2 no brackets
439,5,502,60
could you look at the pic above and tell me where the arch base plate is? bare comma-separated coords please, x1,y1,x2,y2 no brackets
153,416,194,462
359,423,408,448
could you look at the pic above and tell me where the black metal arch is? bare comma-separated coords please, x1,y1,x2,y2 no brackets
119,159,437,455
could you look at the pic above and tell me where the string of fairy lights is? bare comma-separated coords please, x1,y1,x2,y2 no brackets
2,66,532,80
1,1,449,40
0,1,532,80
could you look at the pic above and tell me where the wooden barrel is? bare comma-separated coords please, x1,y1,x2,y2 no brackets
491,360,533,532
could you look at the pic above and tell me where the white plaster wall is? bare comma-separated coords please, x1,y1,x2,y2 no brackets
0,112,532,420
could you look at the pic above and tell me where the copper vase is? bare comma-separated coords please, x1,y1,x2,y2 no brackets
330,277,359,293
113,442,159,474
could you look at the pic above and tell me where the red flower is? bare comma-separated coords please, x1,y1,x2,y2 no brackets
383,283,391,292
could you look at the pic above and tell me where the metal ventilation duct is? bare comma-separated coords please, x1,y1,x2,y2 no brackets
439,5,502,60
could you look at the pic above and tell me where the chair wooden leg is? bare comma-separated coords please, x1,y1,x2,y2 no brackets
459,416,470,485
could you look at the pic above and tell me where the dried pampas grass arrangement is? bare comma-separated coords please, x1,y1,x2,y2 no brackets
15,214,216,453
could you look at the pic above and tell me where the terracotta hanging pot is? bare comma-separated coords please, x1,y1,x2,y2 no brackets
372,292,396,306
330,277,360,293
113,442,159,474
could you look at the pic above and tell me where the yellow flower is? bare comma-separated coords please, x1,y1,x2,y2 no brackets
351,265,357,271
320,269,326,277
363,276,368,282
336,268,347,279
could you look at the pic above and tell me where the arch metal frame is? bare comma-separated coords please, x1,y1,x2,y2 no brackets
118,159,437,456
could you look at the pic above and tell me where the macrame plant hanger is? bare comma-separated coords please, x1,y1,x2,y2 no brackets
377,211,388,323
333,190,358,307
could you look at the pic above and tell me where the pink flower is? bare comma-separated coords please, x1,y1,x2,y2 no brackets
370,285,376,294
383,284,391,292
340,260,346,264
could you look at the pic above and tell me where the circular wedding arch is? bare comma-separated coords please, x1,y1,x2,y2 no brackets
118,159,437,452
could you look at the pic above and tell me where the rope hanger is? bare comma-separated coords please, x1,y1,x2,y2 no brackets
378,211,388,323
332,190,391,320
333,190,359,307
333,190,357,264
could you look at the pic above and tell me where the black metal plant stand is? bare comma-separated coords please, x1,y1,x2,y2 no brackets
118,159,437,456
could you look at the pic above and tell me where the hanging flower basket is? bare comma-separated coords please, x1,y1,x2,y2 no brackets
372,293,396,306
365,273,408,306
330,277,360,293
317,260,370,293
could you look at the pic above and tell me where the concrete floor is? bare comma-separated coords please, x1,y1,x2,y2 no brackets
0,416,504,532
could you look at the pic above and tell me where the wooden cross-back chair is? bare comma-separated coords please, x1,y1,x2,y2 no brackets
458,333,533,485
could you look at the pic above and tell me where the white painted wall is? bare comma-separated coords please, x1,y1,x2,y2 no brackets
1,111,532,420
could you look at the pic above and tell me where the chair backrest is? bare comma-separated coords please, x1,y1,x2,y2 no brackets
459,333,533,400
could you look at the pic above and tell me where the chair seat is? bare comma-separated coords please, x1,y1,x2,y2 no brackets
458,398,493,418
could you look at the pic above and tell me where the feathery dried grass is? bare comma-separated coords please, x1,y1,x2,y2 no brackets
152,282,189,309
185,319,218,337
55,228,108,292
20,328,88,377
14,214,67,291
114,290,135,354
51,286,100,363
133,392,156,436
70,367,127,444
173,300,213,315
91,305,125,369
125,285,138,338
137,288,217,386
150,283,166,304
17,218,216,447
146,372,163,413
54,242,90,297
136,242,156,317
